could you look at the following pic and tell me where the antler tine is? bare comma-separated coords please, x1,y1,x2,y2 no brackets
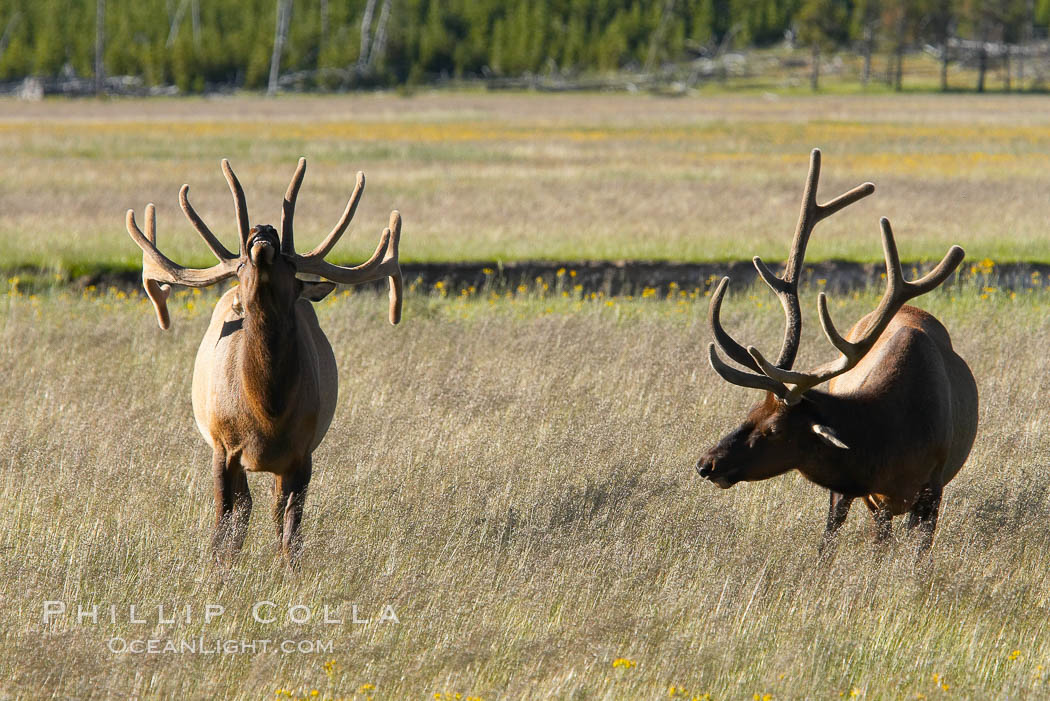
754,217,964,403
179,184,238,260
221,159,251,252
783,149,875,281
747,342,853,405
144,202,157,242
305,170,366,259
708,343,789,399
126,205,238,331
707,276,790,397
385,210,404,325
293,209,403,325
708,277,765,373
753,148,875,370
281,157,307,255
821,218,963,360
781,147,824,286
288,164,401,324
131,204,172,330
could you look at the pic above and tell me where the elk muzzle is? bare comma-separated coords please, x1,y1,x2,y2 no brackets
250,239,276,266
695,454,734,489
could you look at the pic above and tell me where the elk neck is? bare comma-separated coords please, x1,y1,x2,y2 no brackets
237,281,303,423
790,389,888,496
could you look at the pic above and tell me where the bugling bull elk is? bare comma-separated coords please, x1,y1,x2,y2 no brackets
695,149,978,553
126,158,402,566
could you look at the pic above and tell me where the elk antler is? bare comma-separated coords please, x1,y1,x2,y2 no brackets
125,158,257,329
707,278,795,400
125,201,239,331
755,149,876,370
222,158,252,253
279,158,403,325
708,149,874,397
747,218,964,403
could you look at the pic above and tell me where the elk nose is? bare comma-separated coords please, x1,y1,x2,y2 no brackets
696,457,714,478
250,240,275,266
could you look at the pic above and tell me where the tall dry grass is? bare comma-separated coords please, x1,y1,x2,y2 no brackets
1,282,1047,699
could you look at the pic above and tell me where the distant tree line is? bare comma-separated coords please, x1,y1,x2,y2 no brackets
0,0,1049,92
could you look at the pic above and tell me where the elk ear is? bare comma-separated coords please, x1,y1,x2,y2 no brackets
811,423,849,450
299,280,336,302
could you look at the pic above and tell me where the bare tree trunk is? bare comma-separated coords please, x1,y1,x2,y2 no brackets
320,0,328,50
1003,48,1011,92
94,0,105,95
861,26,873,86
191,0,200,46
167,0,189,47
644,0,676,74
977,44,987,93
940,41,949,91
810,44,819,91
367,0,392,71
1019,0,1034,89
894,41,905,91
268,0,293,96
0,12,20,58
357,0,377,71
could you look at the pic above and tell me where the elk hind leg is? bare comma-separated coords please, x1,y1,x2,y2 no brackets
212,449,252,563
906,481,943,555
819,491,853,557
273,457,312,568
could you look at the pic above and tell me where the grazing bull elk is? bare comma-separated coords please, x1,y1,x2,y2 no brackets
126,158,403,566
695,149,977,553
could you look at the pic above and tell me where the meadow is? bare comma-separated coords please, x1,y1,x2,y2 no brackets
1,279,1049,699
2,92,1050,700
2,92,1050,272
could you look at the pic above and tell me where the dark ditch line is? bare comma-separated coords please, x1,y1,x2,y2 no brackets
7,260,1050,297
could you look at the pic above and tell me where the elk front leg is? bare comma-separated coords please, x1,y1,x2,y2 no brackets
212,449,252,563
272,457,312,568
819,491,853,556
906,481,943,555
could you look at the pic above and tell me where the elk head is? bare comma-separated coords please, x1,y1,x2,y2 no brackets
696,391,850,488
695,149,964,488
124,157,403,329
